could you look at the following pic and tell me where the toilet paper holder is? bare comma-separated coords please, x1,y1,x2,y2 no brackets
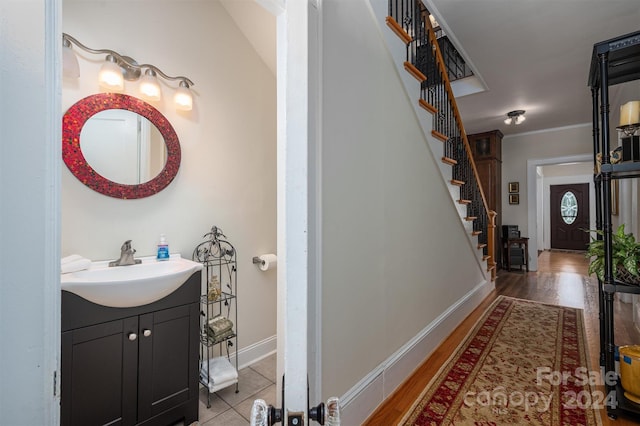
252,254,277,271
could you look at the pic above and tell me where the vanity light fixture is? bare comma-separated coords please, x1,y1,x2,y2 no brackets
62,33,195,111
504,110,526,125
174,80,194,111
98,55,125,91
139,69,162,101
62,37,80,78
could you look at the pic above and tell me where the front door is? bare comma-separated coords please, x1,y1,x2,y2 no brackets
550,183,590,250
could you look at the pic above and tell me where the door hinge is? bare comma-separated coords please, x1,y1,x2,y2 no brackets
53,370,59,397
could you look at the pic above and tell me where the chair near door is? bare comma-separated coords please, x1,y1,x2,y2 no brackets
502,225,529,272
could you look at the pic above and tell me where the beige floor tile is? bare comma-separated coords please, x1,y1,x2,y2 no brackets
201,407,250,426
249,352,277,382
198,352,276,425
215,367,272,407
234,384,277,422
198,388,231,424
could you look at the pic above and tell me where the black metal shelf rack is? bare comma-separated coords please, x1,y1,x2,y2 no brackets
589,29,640,420
193,226,239,408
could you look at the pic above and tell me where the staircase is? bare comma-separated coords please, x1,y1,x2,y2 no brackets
384,0,496,280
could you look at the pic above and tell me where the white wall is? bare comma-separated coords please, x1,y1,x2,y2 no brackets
0,1,60,424
62,0,277,357
321,0,487,411
503,125,593,231
502,125,593,269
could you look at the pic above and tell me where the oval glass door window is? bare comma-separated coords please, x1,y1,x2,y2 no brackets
561,191,578,224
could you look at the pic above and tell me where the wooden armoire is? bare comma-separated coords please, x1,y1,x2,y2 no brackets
468,130,503,269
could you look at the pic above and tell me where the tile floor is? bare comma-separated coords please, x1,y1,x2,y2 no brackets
197,353,277,425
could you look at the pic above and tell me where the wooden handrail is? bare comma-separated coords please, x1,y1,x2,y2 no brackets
419,2,495,274
420,6,491,217
487,210,497,281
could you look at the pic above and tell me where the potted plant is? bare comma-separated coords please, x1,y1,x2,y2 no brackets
586,224,640,284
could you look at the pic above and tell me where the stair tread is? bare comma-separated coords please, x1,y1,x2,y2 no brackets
442,157,458,166
419,99,438,115
464,216,477,221
477,243,487,249
385,16,412,44
472,230,482,236
450,179,465,186
458,199,471,204
404,61,427,82
432,130,448,142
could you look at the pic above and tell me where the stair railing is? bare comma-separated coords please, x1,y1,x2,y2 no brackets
387,0,497,279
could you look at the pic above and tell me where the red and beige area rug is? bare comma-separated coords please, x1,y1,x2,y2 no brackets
400,296,602,425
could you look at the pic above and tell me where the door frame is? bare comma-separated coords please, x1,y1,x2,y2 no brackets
37,0,322,423
526,154,592,271
266,0,323,418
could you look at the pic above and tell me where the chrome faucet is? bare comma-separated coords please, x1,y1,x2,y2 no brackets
109,240,142,267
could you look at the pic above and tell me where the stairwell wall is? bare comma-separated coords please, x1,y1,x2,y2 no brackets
320,0,490,420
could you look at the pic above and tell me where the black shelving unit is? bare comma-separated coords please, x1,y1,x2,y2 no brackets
589,29,640,420
193,226,239,408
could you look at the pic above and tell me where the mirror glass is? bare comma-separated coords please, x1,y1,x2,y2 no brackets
80,110,167,185
63,93,181,199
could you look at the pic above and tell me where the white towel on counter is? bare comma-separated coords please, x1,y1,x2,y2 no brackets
199,356,238,392
61,257,91,274
61,254,84,264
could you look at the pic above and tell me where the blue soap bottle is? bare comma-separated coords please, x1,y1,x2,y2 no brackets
157,234,170,261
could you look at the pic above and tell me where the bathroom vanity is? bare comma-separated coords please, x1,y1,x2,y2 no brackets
61,269,201,426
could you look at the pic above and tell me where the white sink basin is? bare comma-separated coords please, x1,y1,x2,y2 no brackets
61,254,203,307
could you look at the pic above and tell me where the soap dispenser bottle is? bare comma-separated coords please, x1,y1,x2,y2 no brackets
157,234,170,261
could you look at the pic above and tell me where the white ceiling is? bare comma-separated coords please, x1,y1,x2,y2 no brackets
222,0,640,137
219,0,277,75
425,0,640,136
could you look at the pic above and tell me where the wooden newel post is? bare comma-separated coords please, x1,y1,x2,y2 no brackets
487,210,497,281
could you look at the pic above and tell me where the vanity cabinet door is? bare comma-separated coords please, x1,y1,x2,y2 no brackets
61,316,139,426
137,303,199,423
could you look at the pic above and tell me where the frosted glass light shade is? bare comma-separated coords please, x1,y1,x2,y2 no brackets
174,84,193,111
98,56,124,91
139,70,161,101
62,44,80,78
515,114,526,124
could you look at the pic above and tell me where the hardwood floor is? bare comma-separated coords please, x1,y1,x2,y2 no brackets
363,250,640,425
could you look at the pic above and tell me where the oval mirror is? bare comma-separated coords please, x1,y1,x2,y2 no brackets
80,109,166,185
62,93,181,199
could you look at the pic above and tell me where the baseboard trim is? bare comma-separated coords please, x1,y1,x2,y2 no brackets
234,335,277,371
340,279,494,425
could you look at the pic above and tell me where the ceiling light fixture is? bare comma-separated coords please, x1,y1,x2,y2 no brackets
62,33,195,111
504,110,526,125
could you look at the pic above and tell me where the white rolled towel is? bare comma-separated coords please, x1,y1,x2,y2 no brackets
199,356,238,385
61,258,91,274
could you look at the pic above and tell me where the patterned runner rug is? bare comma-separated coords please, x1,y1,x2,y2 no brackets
400,296,602,425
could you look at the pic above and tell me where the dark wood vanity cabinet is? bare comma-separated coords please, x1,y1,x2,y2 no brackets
61,272,201,426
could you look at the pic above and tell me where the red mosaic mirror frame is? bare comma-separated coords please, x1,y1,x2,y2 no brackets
62,93,181,199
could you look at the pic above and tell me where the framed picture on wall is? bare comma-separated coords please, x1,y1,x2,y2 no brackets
509,194,520,205
508,182,519,193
